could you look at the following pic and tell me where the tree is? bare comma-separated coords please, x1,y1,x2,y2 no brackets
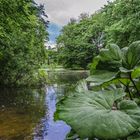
57,0,140,69
69,18,77,24
78,12,89,21
57,12,105,69
103,0,140,47
0,0,48,87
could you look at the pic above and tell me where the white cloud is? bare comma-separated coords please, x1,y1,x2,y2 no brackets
35,0,112,26
45,41,56,49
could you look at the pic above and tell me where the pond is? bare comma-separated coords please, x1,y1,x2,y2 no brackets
0,70,89,140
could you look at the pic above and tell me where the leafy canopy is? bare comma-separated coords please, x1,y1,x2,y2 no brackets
0,0,48,86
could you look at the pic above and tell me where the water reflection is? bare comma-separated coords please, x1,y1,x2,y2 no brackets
0,88,46,140
34,71,89,140
47,70,89,85
0,70,89,140
34,86,71,140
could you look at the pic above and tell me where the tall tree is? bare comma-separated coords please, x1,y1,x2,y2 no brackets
57,12,105,69
0,0,48,86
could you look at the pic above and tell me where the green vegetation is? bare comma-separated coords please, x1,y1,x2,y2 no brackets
55,0,140,139
0,88,46,139
57,89,140,140
56,41,140,140
57,0,140,69
56,14,96,69
0,0,48,87
1,0,140,139
57,14,97,69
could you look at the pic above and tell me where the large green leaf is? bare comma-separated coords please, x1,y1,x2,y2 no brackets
76,80,88,92
118,73,131,86
122,41,140,70
100,44,122,62
56,90,140,139
132,67,140,79
91,44,122,72
90,56,100,70
86,70,117,87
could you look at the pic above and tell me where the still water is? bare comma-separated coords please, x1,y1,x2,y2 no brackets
0,70,88,140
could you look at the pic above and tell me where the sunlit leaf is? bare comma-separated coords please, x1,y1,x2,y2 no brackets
132,67,140,79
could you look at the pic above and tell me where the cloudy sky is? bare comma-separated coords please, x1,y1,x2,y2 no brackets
35,0,111,45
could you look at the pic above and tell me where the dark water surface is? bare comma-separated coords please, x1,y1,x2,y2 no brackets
0,70,89,140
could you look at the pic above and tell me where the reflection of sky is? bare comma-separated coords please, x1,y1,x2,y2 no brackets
48,23,62,44
34,86,71,140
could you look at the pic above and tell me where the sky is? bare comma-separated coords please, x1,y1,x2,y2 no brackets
35,0,111,46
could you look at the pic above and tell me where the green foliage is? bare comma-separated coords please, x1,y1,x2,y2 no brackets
0,0,48,86
57,0,140,69
90,44,122,73
57,13,103,69
104,0,140,47
100,44,122,62
91,41,140,72
56,41,140,140
55,0,140,139
86,70,117,87
90,41,140,97
47,49,58,65
122,41,140,70
56,89,140,139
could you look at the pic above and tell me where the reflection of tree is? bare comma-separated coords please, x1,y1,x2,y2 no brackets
0,88,46,139
48,71,89,85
